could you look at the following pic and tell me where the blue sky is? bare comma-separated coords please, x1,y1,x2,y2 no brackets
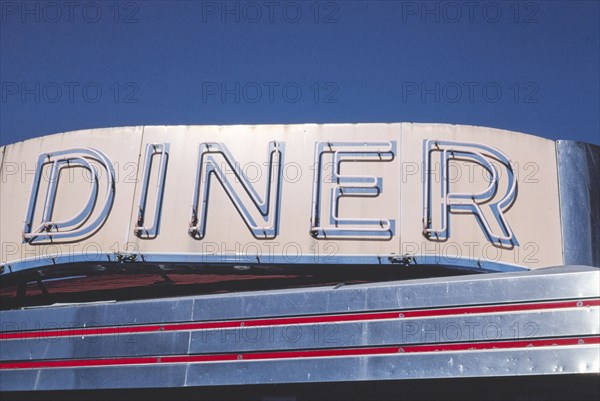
1,0,599,146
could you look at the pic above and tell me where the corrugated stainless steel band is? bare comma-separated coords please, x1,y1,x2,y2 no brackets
1,267,598,390
557,141,600,268
2,266,598,330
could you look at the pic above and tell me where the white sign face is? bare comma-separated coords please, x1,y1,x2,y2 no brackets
0,124,563,273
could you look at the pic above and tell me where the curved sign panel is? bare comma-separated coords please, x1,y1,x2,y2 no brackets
0,124,566,273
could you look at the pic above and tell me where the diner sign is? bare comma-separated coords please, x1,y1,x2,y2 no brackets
0,124,563,273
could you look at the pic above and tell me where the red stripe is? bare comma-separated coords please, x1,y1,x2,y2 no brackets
2,336,598,370
2,299,598,341
0,357,157,370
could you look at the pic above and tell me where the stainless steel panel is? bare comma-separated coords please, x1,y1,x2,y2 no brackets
1,266,598,330
184,346,600,386
188,309,598,354
2,346,597,390
1,298,194,331
557,141,600,268
191,266,599,321
400,123,563,269
0,332,190,361
0,127,144,271
0,365,187,391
